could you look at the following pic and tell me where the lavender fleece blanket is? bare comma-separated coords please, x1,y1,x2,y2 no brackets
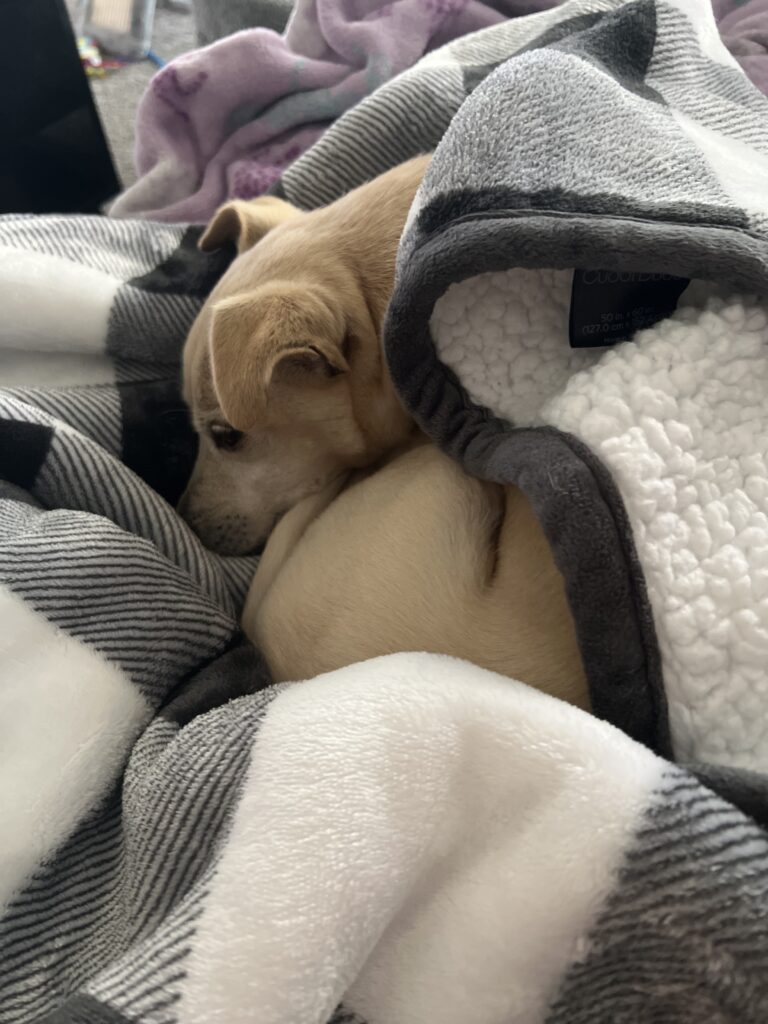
109,0,557,223
715,0,768,96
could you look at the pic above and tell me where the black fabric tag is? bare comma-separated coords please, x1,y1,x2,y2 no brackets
569,269,689,348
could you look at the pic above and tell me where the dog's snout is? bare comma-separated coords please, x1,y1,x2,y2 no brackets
176,487,192,519
177,484,264,555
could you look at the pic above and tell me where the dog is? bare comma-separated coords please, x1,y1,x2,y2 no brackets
179,158,589,709
178,159,423,554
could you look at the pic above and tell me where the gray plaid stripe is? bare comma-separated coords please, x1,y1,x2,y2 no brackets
29,428,247,611
278,65,465,209
4,385,122,453
1,692,276,1021
41,994,132,1023
0,391,61,428
0,501,236,702
0,217,188,282
649,5,768,149
0,800,125,1021
108,288,201,367
90,894,201,1022
112,359,175,385
275,0,621,211
218,552,261,597
546,769,768,1023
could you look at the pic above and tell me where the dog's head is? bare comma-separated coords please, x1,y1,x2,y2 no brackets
179,159,427,553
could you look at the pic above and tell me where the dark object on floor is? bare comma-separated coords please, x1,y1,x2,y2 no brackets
192,0,292,46
87,7,196,189
0,0,118,213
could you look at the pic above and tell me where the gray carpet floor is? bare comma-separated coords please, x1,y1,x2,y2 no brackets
88,7,196,190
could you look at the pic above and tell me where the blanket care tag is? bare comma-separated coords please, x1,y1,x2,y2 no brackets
569,269,689,348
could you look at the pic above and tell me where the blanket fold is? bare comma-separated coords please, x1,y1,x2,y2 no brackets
4,0,768,1019
113,0,768,223
385,0,768,769
110,0,548,222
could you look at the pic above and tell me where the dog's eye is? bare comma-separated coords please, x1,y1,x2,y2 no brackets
209,423,244,451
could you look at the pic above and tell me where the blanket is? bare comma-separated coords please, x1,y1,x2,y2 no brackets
384,0,768,770
271,0,768,211
114,0,768,224
115,0,768,224
110,0,554,223
4,0,768,1021
715,0,768,97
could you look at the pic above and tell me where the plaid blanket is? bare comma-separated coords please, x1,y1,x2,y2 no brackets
3,0,768,1020
386,0,768,766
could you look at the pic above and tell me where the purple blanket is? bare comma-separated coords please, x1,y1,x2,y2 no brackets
716,0,768,97
109,0,554,222
111,0,768,224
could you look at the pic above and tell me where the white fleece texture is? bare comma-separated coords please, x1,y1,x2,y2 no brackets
432,268,595,426
434,268,768,768
177,653,663,1024
546,297,768,767
0,246,118,387
0,585,149,912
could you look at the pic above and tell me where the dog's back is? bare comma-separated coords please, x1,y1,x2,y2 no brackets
246,443,589,708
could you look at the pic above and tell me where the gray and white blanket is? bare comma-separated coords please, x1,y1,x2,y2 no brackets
3,0,768,1020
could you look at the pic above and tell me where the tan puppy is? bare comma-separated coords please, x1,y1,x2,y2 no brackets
178,159,423,553
180,158,589,708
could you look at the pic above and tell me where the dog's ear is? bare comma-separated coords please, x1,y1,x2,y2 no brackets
209,287,349,431
199,197,301,255
267,338,350,388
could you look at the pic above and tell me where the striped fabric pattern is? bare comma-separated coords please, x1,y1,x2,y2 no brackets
273,0,616,210
3,386,123,452
0,213,264,1018
3,0,768,1019
548,769,768,1022
0,692,276,1022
